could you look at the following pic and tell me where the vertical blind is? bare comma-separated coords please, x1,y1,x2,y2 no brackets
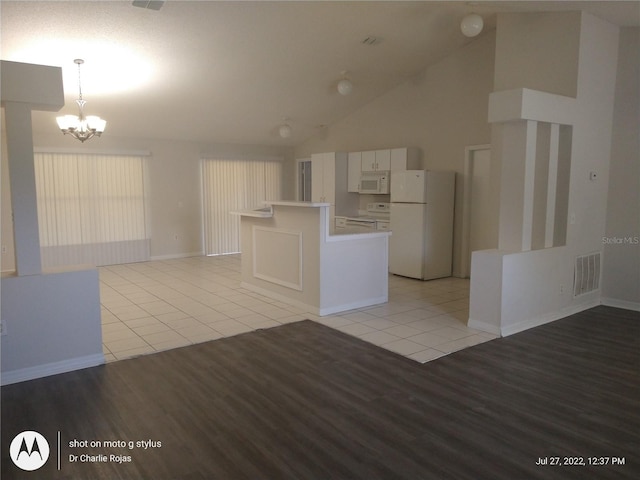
34,152,149,268
202,157,282,255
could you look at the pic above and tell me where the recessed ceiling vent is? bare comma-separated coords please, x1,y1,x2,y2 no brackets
574,252,601,297
361,36,382,46
132,1,164,11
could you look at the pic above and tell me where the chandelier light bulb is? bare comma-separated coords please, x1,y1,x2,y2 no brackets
461,13,484,37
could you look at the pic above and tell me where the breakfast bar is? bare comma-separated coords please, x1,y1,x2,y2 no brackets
232,201,390,316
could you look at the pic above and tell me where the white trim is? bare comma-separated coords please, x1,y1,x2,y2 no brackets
200,152,284,162
467,318,502,336
317,296,388,316
601,297,640,312
241,282,317,313
34,147,151,156
500,300,600,337
240,282,387,317
1,354,105,386
461,144,491,278
150,251,204,261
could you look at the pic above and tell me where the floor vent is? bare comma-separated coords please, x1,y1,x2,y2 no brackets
574,252,601,297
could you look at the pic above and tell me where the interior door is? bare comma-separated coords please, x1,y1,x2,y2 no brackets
297,159,311,202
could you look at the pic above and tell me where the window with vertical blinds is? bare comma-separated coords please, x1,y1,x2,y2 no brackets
34,152,149,268
201,157,282,255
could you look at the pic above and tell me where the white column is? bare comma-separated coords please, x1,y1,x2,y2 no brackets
3,102,42,275
545,123,560,248
521,120,538,251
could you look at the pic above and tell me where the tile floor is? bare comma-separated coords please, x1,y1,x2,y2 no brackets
100,255,498,364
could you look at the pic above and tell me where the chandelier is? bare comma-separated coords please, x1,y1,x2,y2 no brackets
56,59,106,142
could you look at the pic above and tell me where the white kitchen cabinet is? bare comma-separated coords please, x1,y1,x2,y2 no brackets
390,147,421,171
375,149,391,170
361,150,376,172
311,152,334,203
311,152,358,221
347,152,362,192
361,149,392,171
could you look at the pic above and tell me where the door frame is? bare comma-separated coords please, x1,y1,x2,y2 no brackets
295,157,311,202
460,144,491,278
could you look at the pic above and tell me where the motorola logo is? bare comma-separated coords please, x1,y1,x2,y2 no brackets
9,431,50,471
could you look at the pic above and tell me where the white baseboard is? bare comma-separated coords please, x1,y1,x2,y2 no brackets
467,318,502,336
241,282,317,314
318,295,388,316
1,353,105,386
240,282,387,317
500,300,600,337
150,251,204,261
600,297,640,312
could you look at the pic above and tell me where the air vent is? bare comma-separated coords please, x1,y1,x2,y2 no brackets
361,36,382,46
132,1,164,11
573,252,601,297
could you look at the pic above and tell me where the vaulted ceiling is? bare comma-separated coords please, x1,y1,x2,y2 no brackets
2,1,638,146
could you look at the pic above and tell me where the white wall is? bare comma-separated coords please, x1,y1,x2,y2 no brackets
294,31,496,276
1,111,16,272
1,268,104,385
470,12,622,335
1,60,104,384
602,27,640,309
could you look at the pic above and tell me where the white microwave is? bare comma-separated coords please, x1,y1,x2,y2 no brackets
359,171,390,194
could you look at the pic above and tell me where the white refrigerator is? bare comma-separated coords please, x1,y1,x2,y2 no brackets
389,170,455,280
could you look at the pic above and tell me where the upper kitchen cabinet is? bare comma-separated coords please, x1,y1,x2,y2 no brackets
347,148,422,192
311,152,334,203
361,149,391,172
311,152,358,217
390,147,421,171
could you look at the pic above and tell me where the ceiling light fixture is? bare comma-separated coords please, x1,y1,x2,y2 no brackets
461,13,484,37
279,119,292,138
56,59,106,142
337,71,353,96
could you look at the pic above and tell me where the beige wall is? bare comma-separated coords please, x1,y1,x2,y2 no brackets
602,27,640,306
1,128,294,267
494,12,581,98
295,31,496,276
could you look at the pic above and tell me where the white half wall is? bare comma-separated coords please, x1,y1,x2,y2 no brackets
470,12,622,335
1,267,104,385
469,248,599,336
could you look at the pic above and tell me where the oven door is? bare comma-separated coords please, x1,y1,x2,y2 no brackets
344,218,376,233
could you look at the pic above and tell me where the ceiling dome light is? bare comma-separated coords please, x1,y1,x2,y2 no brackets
337,78,353,96
279,123,292,138
461,13,484,37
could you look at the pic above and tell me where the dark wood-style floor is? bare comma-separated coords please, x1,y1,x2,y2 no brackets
2,305,639,479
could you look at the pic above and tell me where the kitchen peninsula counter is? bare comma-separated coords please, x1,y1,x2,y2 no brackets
232,201,389,315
